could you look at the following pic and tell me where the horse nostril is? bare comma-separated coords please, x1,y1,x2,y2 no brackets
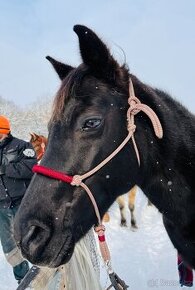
22,223,51,252
23,225,38,244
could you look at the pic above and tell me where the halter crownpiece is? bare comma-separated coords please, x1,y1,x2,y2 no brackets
33,78,163,290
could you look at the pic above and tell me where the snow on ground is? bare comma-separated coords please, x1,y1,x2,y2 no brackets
0,188,193,290
0,243,17,289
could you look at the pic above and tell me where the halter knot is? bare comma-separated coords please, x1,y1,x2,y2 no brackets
71,175,82,186
128,96,141,116
128,96,141,105
94,224,105,236
127,123,136,133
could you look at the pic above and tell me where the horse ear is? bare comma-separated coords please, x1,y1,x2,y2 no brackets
30,133,35,141
73,25,120,82
34,133,41,140
46,56,74,80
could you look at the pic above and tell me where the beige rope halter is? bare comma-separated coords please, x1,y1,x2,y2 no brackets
70,78,163,264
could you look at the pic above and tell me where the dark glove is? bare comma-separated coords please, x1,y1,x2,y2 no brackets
0,165,6,175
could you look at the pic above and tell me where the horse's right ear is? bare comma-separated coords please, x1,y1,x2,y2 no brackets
46,56,74,80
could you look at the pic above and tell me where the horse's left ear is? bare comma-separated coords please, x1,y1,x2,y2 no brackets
46,56,74,80
73,25,126,84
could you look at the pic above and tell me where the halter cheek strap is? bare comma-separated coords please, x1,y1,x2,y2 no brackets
33,78,163,290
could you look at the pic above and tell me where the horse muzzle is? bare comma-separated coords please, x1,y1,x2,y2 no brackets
14,216,74,267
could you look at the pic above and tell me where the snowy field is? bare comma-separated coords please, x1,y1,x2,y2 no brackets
0,188,192,290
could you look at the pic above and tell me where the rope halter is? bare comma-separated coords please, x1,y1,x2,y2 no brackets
33,78,163,289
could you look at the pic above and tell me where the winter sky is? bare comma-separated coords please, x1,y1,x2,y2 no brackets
0,0,195,111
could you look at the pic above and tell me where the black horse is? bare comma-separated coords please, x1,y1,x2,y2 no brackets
14,25,195,270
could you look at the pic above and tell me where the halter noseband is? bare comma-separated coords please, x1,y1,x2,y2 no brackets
32,78,163,289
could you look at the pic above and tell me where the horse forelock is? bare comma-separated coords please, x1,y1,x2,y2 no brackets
50,64,89,123
50,62,130,125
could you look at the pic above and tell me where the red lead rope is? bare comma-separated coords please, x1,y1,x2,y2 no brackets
33,165,73,184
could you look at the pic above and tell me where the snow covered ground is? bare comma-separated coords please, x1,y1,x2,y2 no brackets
0,188,193,290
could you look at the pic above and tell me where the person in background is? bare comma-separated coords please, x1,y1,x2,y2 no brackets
0,115,37,284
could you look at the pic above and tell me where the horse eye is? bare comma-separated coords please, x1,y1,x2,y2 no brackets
82,118,102,131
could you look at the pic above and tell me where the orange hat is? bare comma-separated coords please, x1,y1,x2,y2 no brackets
0,115,11,134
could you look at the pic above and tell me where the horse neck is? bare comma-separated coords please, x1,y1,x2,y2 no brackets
130,76,195,223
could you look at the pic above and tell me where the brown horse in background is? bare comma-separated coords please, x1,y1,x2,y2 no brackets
30,133,47,161
30,132,138,229
103,186,138,229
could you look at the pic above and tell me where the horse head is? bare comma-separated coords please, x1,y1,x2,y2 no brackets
14,25,155,267
30,132,47,161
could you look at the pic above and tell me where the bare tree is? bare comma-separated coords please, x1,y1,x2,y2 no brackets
0,95,52,140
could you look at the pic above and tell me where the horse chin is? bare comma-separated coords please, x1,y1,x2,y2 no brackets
49,237,75,267
49,243,75,268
